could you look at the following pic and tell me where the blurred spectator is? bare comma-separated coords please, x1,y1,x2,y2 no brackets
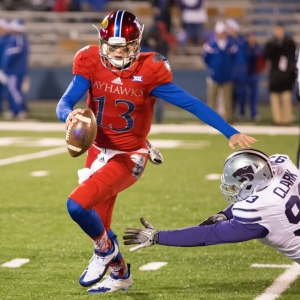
152,0,176,33
150,1,177,123
0,18,10,117
2,0,28,10
179,0,207,45
151,0,177,52
264,22,296,126
246,32,266,122
73,0,108,11
226,19,248,122
141,23,169,124
202,21,237,123
32,0,54,11
141,23,170,124
52,0,70,11
2,19,29,120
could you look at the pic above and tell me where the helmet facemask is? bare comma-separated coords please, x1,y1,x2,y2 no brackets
99,36,141,71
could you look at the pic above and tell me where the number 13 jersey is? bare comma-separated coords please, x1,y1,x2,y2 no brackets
73,45,172,151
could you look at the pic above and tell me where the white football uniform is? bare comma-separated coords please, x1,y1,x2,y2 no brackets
232,154,300,263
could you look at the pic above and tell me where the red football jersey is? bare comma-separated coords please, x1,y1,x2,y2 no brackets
73,45,172,151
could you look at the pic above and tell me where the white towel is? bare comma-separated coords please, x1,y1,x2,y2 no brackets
77,146,148,184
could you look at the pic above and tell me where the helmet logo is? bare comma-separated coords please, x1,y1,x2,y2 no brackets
232,165,254,182
152,53,164,62
100,19,109,30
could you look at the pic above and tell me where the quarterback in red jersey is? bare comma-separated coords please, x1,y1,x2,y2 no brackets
56,10,257,294
73,45,172,151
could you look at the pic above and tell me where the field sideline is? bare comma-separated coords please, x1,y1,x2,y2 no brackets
1,122,300,300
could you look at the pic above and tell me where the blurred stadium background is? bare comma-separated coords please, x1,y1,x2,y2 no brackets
0,0,299,124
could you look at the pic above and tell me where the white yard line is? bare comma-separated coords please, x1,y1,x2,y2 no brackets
2,258,30,268
251,264,292,269
139,262,168,271
0,122,65,132
0,122,298,135
0,147,66,166
252,263,300,300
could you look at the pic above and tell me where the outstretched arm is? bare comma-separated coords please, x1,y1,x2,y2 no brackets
151,83,257,149
198,204,234,225
123,217,268,251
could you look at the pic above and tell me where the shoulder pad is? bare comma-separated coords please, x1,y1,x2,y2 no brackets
73,45,99,79
140,52,172,72
151,53,171,71
74,45,99,62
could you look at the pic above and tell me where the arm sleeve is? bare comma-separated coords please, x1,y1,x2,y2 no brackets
151,82,239,139
56,74,90,122
222,204,234,220
157,219,269,247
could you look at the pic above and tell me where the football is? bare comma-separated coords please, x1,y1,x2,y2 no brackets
65,108,97,157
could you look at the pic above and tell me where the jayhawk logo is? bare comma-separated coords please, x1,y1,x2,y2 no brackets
100,19,109,30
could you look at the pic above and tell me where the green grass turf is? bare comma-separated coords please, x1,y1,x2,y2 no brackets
0,131,300,299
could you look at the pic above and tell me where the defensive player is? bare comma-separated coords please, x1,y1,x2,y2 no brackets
56,10,257,294
124,149,300,265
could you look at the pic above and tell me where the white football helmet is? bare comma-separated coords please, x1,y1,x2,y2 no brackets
220,149,274,203
94,10,144,71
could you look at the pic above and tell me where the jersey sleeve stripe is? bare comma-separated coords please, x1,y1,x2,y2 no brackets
233,216,262,223
233,208,259,212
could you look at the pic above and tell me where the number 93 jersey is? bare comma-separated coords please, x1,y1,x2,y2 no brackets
73,45,172,151
232,154,300,263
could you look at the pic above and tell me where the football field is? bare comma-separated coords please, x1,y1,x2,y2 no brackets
1,122,300,300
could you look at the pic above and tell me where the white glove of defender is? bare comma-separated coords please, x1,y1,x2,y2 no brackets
123,218,159,251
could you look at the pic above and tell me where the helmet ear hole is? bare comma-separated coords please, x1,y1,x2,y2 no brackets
246,185,252,190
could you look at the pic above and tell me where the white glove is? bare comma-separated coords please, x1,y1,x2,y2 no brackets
0,70,7,85
123,218,159,251
146,139,163,165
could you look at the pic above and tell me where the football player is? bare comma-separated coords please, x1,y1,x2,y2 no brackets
56,10,258,294
124,149,300,265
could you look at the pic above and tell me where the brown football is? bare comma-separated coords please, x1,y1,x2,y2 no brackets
65,108,97,157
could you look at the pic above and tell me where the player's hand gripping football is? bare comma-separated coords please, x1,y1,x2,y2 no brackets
65,108,85,132
123,218,159,251
229,133,258,150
